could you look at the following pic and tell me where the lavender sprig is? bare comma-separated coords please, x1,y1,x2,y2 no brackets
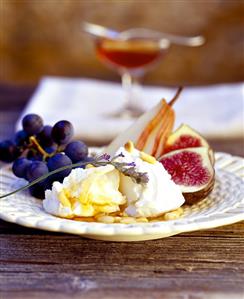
0,153,149,199
112,163,149,184
94,152,149,184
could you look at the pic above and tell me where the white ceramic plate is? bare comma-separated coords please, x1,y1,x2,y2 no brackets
0,152,243,242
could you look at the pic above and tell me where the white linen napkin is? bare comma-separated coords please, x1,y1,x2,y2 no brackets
16,77,244,142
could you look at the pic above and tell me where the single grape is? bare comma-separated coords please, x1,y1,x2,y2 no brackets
12,157,31,179
25,161,49,183
51,120,74,145
29,184,46,199
15,130,29,147
43,177,54,191
44,144,57,154
37,125,54,147
47,153,72,182
27,149,42,161
0,140,20,162
65,141,88,163
22,114,43,135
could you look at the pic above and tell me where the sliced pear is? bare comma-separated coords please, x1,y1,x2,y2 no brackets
106,87,182,157
106,99,171,156
152,108,175,158
136,101,175,157
136,99,168,151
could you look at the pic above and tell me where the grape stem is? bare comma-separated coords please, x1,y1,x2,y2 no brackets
29,136,51,159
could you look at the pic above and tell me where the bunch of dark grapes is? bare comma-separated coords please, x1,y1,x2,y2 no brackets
0,114,90,199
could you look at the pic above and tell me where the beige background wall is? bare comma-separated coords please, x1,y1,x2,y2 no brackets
0,0,243,86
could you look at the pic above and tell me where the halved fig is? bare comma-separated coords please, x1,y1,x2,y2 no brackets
163,124,215,164
160,147,215,205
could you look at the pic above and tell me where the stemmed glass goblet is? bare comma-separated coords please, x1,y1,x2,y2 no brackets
83,23,205,118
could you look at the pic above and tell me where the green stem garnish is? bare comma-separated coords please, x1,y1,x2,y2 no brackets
0,153,149,199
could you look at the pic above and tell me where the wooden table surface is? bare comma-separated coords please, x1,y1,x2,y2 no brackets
0,84,243,299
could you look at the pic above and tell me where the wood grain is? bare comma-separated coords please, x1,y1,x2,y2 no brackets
0,222,244,293
0,85,243,298
0,220,244,298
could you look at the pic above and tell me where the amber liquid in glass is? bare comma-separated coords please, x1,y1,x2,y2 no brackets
96,39,165,70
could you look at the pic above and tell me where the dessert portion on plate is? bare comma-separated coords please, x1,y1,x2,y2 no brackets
0,88,215,224
43,141,185,222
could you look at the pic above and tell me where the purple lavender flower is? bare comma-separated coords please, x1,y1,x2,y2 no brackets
117,152,125,158
127,162,136,167
99,153,111,161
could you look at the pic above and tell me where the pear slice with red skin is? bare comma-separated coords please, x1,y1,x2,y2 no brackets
136,99,169,151
152,108,175,159
137,101,175,158
138,87,181,157
106,88,182,157
106,99,172,156
160,147,215,205
163,124,215,164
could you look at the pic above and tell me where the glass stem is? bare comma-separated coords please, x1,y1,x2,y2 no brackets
121,72,133,110
121,72,143,116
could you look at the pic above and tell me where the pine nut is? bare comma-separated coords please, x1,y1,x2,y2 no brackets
124,140,134,153
96,215,115,224
140,151,156,164
164,207,183,220
114,216,122,223
136,217,148,223
120,217,137,224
